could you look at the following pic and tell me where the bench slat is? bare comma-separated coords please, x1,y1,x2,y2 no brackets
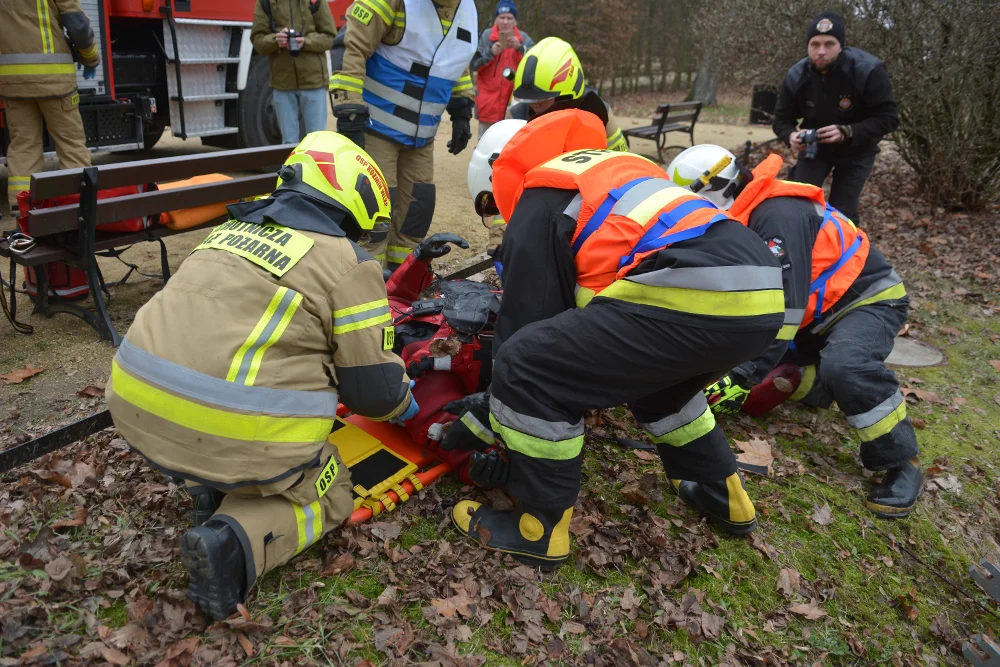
665,102,703,112
662,113,699,124
29,144,295,201
28,173,275,236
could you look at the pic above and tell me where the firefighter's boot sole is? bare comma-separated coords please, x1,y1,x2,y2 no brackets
179,521,246,621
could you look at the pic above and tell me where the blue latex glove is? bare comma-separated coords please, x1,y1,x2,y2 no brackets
390,380,419,424
83,65,97,80
493,259,503,281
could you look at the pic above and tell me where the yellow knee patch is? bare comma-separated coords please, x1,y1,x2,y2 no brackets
726,474,756,524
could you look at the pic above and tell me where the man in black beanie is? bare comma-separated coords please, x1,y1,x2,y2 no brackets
772,11,899,223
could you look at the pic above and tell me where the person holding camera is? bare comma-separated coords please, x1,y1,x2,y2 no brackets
471,1,534,140
772,11,899,223
250,0,337,144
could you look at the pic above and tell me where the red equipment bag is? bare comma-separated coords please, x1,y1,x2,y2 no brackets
14,184,159,301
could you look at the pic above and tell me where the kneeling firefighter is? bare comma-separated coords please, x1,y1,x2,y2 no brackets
443,110,786,568
667,145,922,518
106,132,419,620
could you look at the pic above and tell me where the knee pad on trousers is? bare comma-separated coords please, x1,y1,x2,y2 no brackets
399,182,436,239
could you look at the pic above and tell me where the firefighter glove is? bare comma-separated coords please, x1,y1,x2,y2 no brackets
333,103,369,149
440,392,494,451
414,232,469,261
704,374,752,415
446,97,474,155
468,450,509,489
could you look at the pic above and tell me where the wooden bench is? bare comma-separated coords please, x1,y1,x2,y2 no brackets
0,144,296,345
622,101,703,162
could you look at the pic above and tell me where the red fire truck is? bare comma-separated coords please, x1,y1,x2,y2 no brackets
1,0,351,160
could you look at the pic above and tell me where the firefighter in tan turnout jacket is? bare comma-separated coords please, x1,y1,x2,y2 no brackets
329,0,478,270
106,133,419,621
0,0,100,214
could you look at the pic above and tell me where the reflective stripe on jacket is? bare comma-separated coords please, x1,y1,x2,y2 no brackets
492,111,784,320
362,0,477,146
729,154,873,327
0,0,99,99
106,217,410,488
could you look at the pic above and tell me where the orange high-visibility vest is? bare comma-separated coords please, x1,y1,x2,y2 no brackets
730,154,870,326
517,150,730,298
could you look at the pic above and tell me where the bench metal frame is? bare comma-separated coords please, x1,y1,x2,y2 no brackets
622,101,703,162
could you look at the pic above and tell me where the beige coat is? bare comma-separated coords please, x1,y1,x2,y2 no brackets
107,218,411,489
0,0,100,100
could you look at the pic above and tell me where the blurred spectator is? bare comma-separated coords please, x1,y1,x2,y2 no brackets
250,0,337,144
471,1,533,139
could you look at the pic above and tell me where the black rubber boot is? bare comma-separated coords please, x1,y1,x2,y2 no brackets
677,472,757,536
191,489,225,528
452,500,572,569
865,457,924,519
179,520,248,621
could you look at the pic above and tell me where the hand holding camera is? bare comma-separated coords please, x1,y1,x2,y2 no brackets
797,129,819,159
276,28,304,55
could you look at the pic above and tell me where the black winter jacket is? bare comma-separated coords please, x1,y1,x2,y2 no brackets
772,47,899,157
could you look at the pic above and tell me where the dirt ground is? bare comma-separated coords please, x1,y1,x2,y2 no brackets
0,116,774,445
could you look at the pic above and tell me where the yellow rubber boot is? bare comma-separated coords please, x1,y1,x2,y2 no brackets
677,471,757,535
452,500,572,569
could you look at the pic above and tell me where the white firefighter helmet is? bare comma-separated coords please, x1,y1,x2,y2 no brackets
467,119,527,217
666,144,743,210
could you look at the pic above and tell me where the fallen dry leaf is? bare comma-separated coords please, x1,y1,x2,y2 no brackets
321,552,356,576
789,600,828,620
154,637,199,667
733,436,773,475
810,504,832,526
51,507,88,530
1,364,44,384
427,594,475,619
235,631,255,658
44,555,78,582
902,386,950,405
928,474,962,493
561,621,586,635
101,645,131,666
990,360,1000,373
633,449,659,462
76,384,105,397
939,326,960,338
777,567,801,598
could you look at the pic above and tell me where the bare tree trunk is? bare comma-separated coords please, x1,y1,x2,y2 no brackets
687,48,719,105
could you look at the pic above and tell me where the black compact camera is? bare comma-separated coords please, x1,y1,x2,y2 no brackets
287,29,302,56
799,129,819,160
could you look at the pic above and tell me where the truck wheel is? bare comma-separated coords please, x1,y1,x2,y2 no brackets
141,122,165,151
240,56,282,148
